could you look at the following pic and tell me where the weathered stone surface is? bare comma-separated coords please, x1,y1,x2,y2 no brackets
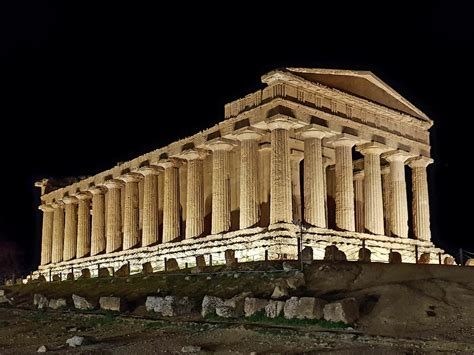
265,300,285,318
146,296,193,316
181,345,201,353
145,296,163,313
282,262,298,271
37,345,47,352
72,294,95,310
142,262,153,274
115,263,130,277
99,296,124,312
34,294,48,310
98,268,111,278
389,251,402,264
283,297,299,319
444,256,455,265
201,295,224,318
324,245,339,261
225,249,237,266
244,297,269,317
286,272,305,289
66,273,74,281
271,285,289,299
323,298,359,324
358,247,371,262
284,297,327,320
0,290,4,296
165,258,179,272
196,255,206,268
48,298,67,309
216,292,250,318
418,253,430,264
52,275,61,282
465,259,474,266
66,335,89,347
301,246,313,262
80,269,91,279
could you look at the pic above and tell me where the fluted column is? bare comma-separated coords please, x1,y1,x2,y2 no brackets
51,202,64,263
357,143,388,235
120,174,142,250
290,151,303,222
300,128,330,228
332,137,357,231
140,166,160,246
353,171,364,233
104,180,124,253
76,192,92,258
381,166,391,236
90,186,106,256
235,129,262,229
63,196,78,261
182,150,206,238
384,151,413,238
258,143,271,227
268,119,294,225
39,204,54,265
209,139,234,234
409,157,433,241
160,160,181,242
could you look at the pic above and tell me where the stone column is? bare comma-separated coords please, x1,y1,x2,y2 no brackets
39,204,54,265
381,166,391,236
182,150,206,238
290,151,303,223
332,137,357,231
62,196,78,261
104,180,124,253
160,160,181,242
140,166,160,246
209,139,234,234
353,171,364,233
409,157,433,241
258,143,271,227
300,128,329,228
76,192,92,258
268,119,294,225
384,152,413,238
90,186,106,256
357,143,388,235
51,201,65,263
235,129,262,229
120,174,142,250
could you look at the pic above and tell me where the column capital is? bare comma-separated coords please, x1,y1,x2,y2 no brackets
178,149,208,161
62,196,78,205
326,133,362,148
138,165,162,176
118,172,143,183
266,117,299,131
356,142,391,156
103,179,125,189
51,201,64,209
38,204,54,212
75,191,92,200
296,124,335,140
233,127,265,141
89,185,107,195
382,150,417,163
157,158,182,169
206,138,236,152
408,156,434,168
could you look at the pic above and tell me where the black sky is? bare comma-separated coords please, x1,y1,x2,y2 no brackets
1,1,473,271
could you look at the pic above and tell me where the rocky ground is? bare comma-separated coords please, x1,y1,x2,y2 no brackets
1,261,474,354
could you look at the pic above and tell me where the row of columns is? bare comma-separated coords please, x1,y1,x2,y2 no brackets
39,120,433,266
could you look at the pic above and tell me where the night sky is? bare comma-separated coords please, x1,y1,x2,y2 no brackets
1,1,473,271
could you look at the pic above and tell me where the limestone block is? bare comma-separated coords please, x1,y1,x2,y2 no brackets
444,256,455,265
244,297,269,317
283,297,299,319
465,259,474,266
146,296,193,316
115,264,130,277
99,296,124,312
142,262,153,274
418,253,431,264
201,295,224,318
80,269,91,279
72,294,95,310
323,298,359,324
389,252,402,264
265,300,285,318
216,292,250,318
324,245,339,261
196,255,206,268
145,296,164,313
52,275,61,282
271,285,289,299
98,268,111,278
301,246,313,262
336,250,347,261
34,294,48,310
358,248,372,262
286,272,305,289
0,290,4,296
48,298,67,309
37,275,47,282
283,297,326,320
166,258,179,272
66,273,74,281
225,250,237,266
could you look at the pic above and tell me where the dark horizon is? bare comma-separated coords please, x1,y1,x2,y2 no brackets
1,1,473,272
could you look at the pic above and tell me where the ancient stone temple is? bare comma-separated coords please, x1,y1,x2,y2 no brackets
33,68,452,280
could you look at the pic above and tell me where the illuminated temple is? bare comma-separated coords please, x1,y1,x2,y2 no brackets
33,68,452,280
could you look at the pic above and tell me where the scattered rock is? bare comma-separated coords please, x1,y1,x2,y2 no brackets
301,247,313,262
34,294,49,310
323,298,359,324
418,253,430,264
181,345,201,353
0,295,10,305
265,300,285,318
99,296,124,312
142,262,154,274
358,248,371,262
37,345,47,352
389,252,402,264
286,272,305,289
201,295,224,318
444,256,455,265
146,296,194,316
185,276,191,281
282,262,298,271
80,269,91,279
115,264,130,277
0,290,5,296
66,273,74,281
48,298,67,310
66,335,95,347
216,292,251,318
98,268,111,278
52,275,61,282
146,296,163,313
196,255,206,268
72,294,95,310
37,275,47,282
225,249,238,266
465,259,474,266
244,298,269,317
271,285,289,299
166,258,179,272
284,297,326,320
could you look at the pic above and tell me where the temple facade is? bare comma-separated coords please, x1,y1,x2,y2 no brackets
34,68,452,280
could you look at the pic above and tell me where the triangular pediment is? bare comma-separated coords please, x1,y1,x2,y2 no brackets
280,68,429,121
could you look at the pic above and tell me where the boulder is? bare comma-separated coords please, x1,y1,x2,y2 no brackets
336,250,347,261
244,298,269,317
301,247,313,262
444,256,455,265
48,298,67,310
201,295,224,318
80,269,91,279
115,264,130,277
265,300,285,318
389,251,402,264
323,298,359,324
324,245,339,261
0,290,4,296
286,272,305,289
181,345,201,353
37,275,47,282
271,285,289,299
52,275,61,282
418,253,430,264
165,258,179,272
282,262,298,271
146,296,164,313
145,296,193,316
72,294,95,310
358,248,372,262
66,273,74,281
196,255,206,268
66,335,95,347
142,262,153,274
284,297,327,320
98,268,111,278
216,292,250,318
99,296,124,312
225,249,238,266
37,345,47,352
465,259,474,266
34,294,49,310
